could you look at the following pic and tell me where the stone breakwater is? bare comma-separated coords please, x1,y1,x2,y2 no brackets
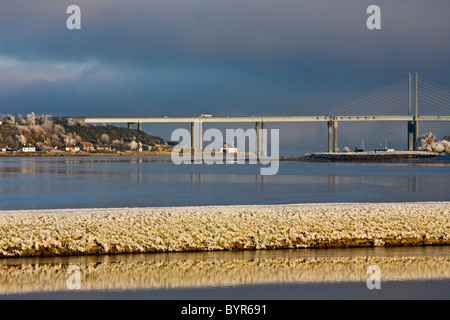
302,151,443,162
0,202,449,258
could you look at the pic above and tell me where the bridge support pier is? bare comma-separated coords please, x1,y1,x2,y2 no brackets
408,120,419,150
261,122,266,156
74,118,86,125
127,122,133,130
199,121,203,152
413,73,419,150
138,122,142,131
327,121,333,153
327,120,338,153
191,122,195,155
407,121,414,151
256,122,260,159
414,120,419,150
333,121,338,153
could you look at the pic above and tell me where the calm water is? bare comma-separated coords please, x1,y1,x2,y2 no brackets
0,156,449,210
0,247,449,300
1,156,449,300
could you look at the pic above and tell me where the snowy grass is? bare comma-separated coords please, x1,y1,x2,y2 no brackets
0,202,449,258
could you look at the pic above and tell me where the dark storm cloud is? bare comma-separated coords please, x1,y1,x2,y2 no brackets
2,1,449,67
0,1,449,151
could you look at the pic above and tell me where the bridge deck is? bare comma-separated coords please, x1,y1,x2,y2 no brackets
81,115,450,123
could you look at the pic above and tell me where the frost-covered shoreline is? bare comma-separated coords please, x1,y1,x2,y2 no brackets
0,202,449,258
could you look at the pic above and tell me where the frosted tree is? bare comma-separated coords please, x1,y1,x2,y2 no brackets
417,132,450,153
16,114,26,125
129,140,138,151
26,113,36,126
100,134,110,144
4,115,15,124
417,132,436,149
15,134,27,146
67,118,77,126
63,132,80,146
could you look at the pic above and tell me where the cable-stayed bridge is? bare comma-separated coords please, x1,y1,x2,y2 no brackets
76,73,449,153
322,73,449,152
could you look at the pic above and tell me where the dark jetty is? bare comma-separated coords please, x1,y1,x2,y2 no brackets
297,151,447,162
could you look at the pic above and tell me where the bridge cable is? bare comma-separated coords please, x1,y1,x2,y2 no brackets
328,78,407,115
355,89,407,115
330,79,406,115
419,78,450,115
339,85,407,116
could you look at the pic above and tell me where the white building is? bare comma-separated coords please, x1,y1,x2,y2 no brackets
219,143,238,154
63,145,80,152
21,145,36,152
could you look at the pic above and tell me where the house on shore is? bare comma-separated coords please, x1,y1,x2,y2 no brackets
0,145,7,152
95,144,111,151
79,141,95,151
219,143,238,154
20,145,36,152
62,144,80,152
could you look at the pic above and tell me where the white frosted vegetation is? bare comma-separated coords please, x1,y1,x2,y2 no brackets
417,132,450,153
0,202,449,257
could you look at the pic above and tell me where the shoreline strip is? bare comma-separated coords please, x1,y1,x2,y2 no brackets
1,202,449,258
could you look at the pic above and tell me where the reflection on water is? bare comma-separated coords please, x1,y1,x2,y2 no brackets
0,247,449,295
0,156,449,210
1,157,449,299
408,175,419,193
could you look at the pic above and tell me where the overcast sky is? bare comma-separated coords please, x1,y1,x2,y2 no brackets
0,1,449,154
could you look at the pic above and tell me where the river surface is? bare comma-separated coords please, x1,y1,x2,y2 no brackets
0,156,449,300
0,156,449,210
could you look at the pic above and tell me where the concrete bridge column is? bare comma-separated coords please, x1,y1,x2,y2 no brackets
413,73,419,150
74,118,86,125
407,121,414,151
255,122,260,158
333,121,338,153
138,122,142,131
199,121,203,152
261,122,266,156
191,122,195,155
413,120,419,150
127,122,133,130
327,120,333,153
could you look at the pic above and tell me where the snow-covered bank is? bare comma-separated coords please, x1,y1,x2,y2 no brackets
0,202,449,257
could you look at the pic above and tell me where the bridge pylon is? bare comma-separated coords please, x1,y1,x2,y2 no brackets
407,73,419,150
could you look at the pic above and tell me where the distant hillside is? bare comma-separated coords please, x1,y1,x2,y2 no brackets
0,124,22,148
56,118,165,146
0,114,166,151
